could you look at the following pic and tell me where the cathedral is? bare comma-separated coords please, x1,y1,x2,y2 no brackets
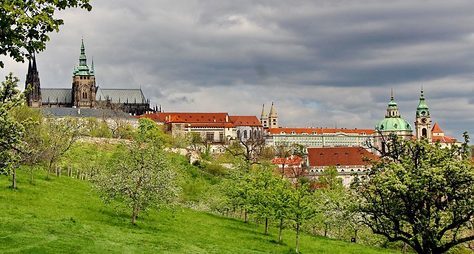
25,40,153,115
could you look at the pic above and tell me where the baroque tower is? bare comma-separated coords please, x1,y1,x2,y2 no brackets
72,39,97,108
415,88,432,142
268,102,279,128
25,55,42,107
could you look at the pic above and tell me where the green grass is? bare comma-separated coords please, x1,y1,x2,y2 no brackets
0,170,399,253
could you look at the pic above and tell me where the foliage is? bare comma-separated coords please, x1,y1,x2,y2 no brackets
94,120,179,224
0,170,398,253
40,117,82,176
0,74,25,188
0,0,91,68
317,166,343,190
287,181,318,253
354,136,474,254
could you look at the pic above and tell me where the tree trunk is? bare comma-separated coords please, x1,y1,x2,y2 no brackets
131,204,140,225
278,218,284,243
264,217,269,235
295,223,301,254
324,223,328,237
11,168,17,189
244,209,248,223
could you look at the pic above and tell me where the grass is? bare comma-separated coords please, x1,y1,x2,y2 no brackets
0,170,400,254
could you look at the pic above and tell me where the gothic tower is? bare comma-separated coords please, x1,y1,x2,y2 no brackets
25,55,42,107
260,104,269,128
415,88,432,142
268,102,279,129
72,39,97,108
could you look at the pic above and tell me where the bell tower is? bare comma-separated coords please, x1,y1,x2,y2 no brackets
268,102,279,129
25,54,42,107
72,39,97,108
415,88,432,142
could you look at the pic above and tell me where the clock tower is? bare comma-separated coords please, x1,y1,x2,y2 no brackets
415,88,432,142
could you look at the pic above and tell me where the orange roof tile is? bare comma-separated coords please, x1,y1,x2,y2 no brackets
271,155,304,166
431,123,444,134
229,116,262,127
432,135,457,143
268,127,375,135
307,147,378,167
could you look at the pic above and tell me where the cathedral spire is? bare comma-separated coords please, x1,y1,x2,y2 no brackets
260,104,266,119
91,57,95,74
79,38,87,67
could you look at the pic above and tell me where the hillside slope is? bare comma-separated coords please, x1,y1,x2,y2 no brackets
0,171,399,253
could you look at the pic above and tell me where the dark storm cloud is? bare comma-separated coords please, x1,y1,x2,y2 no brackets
1,0,473,137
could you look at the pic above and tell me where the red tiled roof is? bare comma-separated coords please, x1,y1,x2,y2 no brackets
307,147,378,167
184,122,235,128
268,127,375,135
432,122,444,134
271,155,303,166
138,112,230,124
432,135,457,144
229,116,262,127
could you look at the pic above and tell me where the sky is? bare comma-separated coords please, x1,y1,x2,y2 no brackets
1,0,473,139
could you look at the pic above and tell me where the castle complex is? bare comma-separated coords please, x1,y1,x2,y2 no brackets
25,40,153,115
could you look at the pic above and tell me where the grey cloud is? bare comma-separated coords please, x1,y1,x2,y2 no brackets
0,0,473,139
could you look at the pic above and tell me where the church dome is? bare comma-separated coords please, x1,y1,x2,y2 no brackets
375,91,413,132
376,118,412,132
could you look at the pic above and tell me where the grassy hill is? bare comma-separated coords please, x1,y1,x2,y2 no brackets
0,170,399,254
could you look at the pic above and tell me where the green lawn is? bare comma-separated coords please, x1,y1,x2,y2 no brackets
0,171,399,253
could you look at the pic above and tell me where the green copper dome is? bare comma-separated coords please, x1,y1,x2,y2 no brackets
376,118,412,132
375,91,413,132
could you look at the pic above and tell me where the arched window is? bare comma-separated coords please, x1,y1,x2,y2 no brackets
243,130,247,139
237,130,241,139
422,128,427,138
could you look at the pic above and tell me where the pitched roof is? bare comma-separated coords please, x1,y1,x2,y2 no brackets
41,88,72,104
229,116,262,127
271,155,303,166
41,108,135,119
96,88,147,104
268,127,375,135
307,147,378,167
432,135,457,144
431,122,444,134
139,112,231,124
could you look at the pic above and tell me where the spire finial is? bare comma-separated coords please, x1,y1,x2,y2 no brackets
390,88,394,100
420,86,424,98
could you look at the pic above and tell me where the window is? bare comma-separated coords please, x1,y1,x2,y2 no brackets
243,130,248,139
237,130,241,139
206,132,214,142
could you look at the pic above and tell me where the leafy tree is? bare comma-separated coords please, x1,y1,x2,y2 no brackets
41,117,82,178
272,175,292,243
354,136,474,254
0,74,24,188
288,181,317,254
317,166,343,190
10,105,43,182
247,164,280,235
0,0,91,67
94,119,179,225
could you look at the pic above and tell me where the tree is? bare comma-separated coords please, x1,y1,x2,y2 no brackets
247,164,281,235
354,136,474,254
288,181,317,253
41,117,82,178
94,119,179,225
0,0,91,68
0,74,25,188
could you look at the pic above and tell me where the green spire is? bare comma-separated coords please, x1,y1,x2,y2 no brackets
73,38,92,76
416,87,429,117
